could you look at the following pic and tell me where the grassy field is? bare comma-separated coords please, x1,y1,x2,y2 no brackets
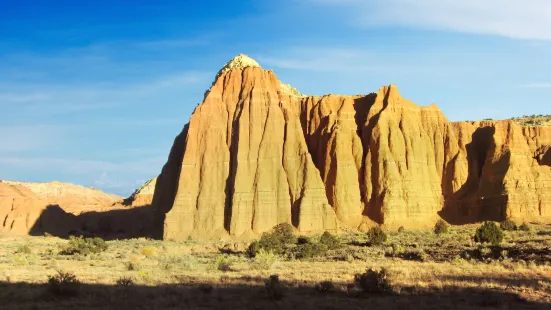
1,223,550,309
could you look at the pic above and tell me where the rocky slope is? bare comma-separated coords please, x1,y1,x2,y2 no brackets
116,177,157,208
1,180,121,214
152,55,551,240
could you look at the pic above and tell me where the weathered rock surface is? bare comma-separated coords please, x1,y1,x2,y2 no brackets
0,180,134,237
117,177,157,208
2,180,121,214
154,54,551,240
0,182,79,235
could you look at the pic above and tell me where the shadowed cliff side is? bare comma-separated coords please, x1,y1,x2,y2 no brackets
440,126,511,224
28,204,161,240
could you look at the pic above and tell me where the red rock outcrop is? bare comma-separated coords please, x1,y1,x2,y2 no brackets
0,182,79,235
152,55,551,240
115,177,157,208
2,180,121,214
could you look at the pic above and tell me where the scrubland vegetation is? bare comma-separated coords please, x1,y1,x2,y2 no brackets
1,221,550,309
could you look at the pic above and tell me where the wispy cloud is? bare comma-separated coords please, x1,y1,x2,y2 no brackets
520,83,551,89
258,46,473,74
0,71,210,114
309,0,551,40
0,125,68,152
258,48,381,72
0,155,165,195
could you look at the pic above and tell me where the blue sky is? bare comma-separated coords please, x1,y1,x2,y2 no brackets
1,0,550,196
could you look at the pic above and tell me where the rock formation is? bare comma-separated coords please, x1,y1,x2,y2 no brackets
0,182,80,235
116,177,157,208
1,180,121,214
0,181,134,237
153,54,551,240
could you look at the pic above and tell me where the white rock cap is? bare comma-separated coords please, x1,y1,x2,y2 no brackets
216,54,261,77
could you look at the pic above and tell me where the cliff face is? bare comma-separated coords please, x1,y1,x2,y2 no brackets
153,55,551,240
159,62,337,240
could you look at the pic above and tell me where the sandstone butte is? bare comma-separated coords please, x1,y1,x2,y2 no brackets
1,54,550,241
152,54,551,241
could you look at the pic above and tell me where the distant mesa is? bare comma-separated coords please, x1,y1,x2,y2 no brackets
149,54,551,240
2,54,551,241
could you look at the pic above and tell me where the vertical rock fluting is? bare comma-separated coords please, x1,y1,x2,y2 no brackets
443,121,551,223
161,59,336,240
154,55,551,240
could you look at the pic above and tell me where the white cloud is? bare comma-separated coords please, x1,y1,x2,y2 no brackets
0,125,68,152
520,83,551,88
0,71,210,114
309,0,551,40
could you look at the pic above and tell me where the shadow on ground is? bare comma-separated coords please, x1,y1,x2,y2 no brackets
28,204,164,240
0,276,548,310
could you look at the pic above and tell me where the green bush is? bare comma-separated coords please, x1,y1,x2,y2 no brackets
319,231,341,250
474,222,503,245
295,243,328,259
434,219,449,235
272,223,297,245
47,270,81,297
250,249,279,270
15,245,32,254
246,241,261,258
212,255,233,272
519,223,531,231
500,219,517,231
246,223,297,257
60,236,108,255
297,236,312,245
354,268,391,294
367,226,387,246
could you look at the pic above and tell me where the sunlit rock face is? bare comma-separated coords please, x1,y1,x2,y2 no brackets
152,55,551,240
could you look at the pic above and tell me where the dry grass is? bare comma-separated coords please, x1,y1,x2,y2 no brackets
510,114,551,126
0,224,550,309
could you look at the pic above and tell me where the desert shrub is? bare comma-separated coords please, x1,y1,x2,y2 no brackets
15,245,31,254
272,223,297,245
212,255,233,272
265,274,284,300
385,243,404,256
297,236,312,245
319,231,340,249
116,276,134,286
367,226,387,246
354,268,391,294
251,249,279,270
315,281,336,294
246,241,261,258
61,236,108,255
125,256,141,271
397,226,405,233
47,270,81,297
141,246,157,257
474,222,503,245
434,219,449,235
500,219,517,231
519,223,531,231
295,243,328,259
247,223,297,257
